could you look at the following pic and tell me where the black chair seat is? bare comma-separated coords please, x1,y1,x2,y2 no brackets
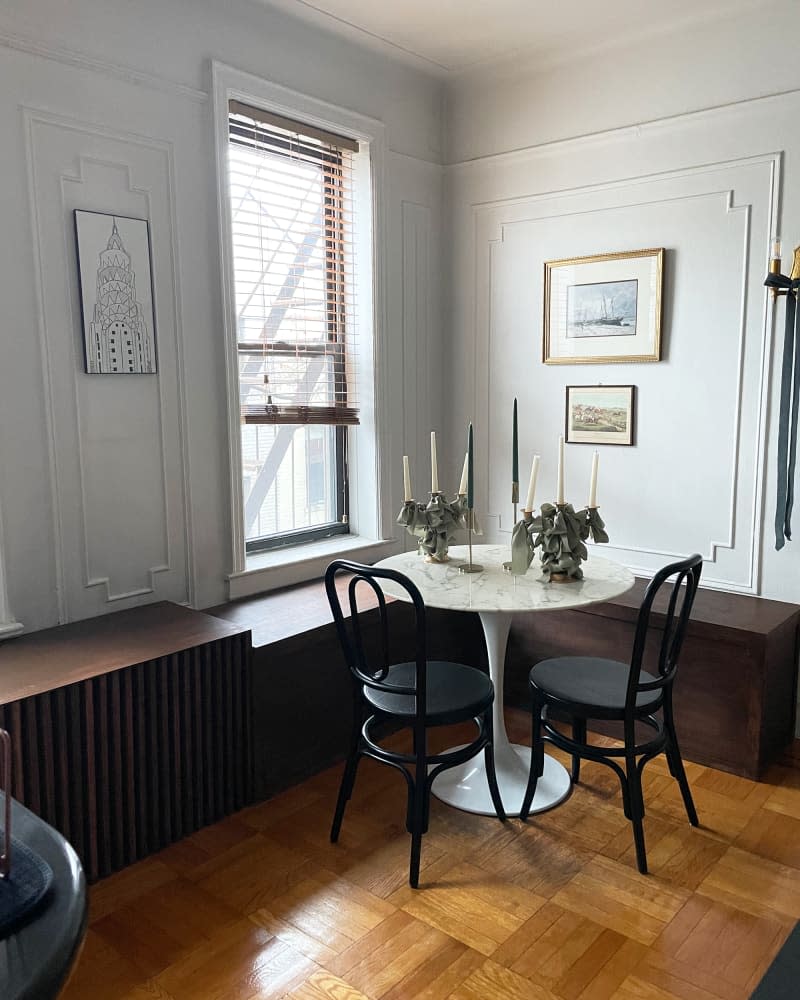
531,657,662,717
365,661,494,725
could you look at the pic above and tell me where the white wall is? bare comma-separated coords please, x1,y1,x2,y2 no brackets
446,1,798,165
0,0,443,630
442,3,800,605
5,0,800,635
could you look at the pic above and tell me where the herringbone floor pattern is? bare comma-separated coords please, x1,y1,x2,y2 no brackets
62,710,800,999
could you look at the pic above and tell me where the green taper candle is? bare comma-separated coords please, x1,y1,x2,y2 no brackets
467,423,474,509
512,397,519,485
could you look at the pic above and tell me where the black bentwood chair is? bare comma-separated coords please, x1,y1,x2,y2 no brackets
520,553,703,874
325,559,506,888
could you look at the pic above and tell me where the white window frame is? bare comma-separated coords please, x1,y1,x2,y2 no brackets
212,62,395,597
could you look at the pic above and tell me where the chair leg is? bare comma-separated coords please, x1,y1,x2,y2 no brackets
331,702,363,843
408,763,427,889
520,692,544,821
483,711,506,823
626,755,648,874
663,697,699,827
330,749,360,843
571,717,586,783
407,727,430,835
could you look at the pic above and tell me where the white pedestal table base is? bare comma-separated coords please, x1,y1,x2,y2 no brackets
431,741,571,817
431,609,571,817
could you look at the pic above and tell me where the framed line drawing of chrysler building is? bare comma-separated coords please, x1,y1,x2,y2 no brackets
74,210,157,374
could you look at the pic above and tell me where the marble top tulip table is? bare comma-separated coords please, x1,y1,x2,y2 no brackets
376,544,635,816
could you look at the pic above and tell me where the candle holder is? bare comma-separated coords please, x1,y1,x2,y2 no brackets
504,509,535,574
458,507,484,574
529,501,609,582
397,492,468,562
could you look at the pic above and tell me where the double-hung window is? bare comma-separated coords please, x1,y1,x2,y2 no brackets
226,101,359,552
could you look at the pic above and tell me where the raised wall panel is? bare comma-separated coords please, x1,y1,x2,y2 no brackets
465,156,777,593
25,112,192,620
0,496,22,636
386,150,443,548
402,200,432,511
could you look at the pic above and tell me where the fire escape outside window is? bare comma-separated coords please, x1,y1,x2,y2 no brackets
227,102,359,552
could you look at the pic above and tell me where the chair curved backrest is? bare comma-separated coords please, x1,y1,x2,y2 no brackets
325,559,428,710
625,553,703,712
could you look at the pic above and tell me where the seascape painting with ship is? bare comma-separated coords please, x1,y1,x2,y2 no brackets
567,278,638,338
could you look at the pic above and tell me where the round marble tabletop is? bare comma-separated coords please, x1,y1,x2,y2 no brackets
376,544,635,613
375,543,635,817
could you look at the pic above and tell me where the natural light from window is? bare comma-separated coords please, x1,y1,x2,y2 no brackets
227,107,357,551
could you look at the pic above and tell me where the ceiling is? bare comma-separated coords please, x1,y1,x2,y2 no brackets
262,0,766,74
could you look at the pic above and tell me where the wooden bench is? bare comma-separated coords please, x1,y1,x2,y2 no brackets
504,580,800,780
212,576,799,788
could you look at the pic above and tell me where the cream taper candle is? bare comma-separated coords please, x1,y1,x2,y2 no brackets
525,455,540,512
557,436,565,504
589,451,599,508
403,455,412,502
431,431,439,493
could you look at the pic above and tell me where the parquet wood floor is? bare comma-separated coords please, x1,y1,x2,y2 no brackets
62,710,800,1000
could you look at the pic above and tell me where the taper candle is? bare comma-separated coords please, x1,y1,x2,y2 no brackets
430,431,439,493
467,424,474,509
525,455,540,512
512,398,519,486
589,451,599,508
557,435,565,505
403,455,412,502
458,451,469,495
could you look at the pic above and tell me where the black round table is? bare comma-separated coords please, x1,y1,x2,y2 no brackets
0,795,87,1000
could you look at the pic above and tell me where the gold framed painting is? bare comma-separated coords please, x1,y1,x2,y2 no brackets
565,385,635,446
543,248,664,364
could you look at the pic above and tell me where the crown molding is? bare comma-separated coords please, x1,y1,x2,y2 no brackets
0,30,208,104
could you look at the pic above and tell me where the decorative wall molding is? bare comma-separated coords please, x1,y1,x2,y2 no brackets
401,199,432,517
468,153,778,594
388,148,443,169
23,108,194,619
0,29,208,104
63,156,173,603
0,499,22,636
24,111,67,621
446,87,800,171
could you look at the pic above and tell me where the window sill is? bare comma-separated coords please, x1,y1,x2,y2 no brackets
227,535,400,600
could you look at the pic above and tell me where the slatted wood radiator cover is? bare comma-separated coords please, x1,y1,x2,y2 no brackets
0,603,253,882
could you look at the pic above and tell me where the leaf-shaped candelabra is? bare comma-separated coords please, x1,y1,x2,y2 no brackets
397,493,470,562
507,503,609,580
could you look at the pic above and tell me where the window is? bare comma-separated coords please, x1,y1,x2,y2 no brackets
226,101,360,552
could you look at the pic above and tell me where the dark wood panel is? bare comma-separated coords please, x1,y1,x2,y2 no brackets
578,577,798,638
0,602,246,703
502,596,799,780
240,576,798,789
0,607,254,882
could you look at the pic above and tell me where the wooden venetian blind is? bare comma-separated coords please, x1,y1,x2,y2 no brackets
229,100,360,426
